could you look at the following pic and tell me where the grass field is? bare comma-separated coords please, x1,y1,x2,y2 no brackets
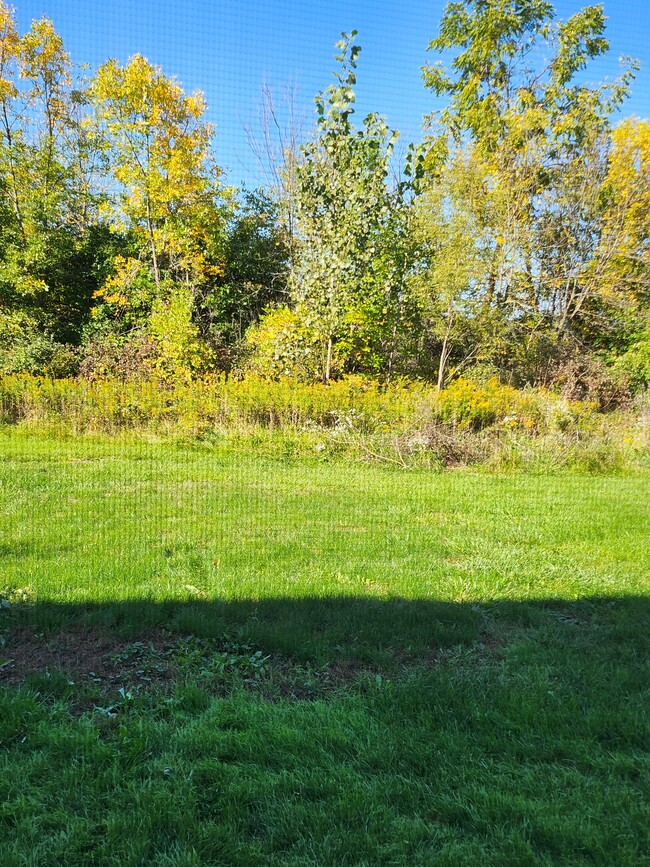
1,428,649,865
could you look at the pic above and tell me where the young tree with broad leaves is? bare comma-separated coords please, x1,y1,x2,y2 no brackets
283,32,419,382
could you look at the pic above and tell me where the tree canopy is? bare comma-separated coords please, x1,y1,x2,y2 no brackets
0,0,647,396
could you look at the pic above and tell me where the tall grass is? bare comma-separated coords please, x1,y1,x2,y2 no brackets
1,373,648,470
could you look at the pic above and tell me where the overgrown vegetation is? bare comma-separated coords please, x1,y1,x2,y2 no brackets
1,372,648,470
0,0,648,396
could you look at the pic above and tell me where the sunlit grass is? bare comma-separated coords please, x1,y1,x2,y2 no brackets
2,429,647,611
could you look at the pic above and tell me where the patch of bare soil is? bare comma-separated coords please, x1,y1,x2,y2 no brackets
0,626,505,701
0,626,175,690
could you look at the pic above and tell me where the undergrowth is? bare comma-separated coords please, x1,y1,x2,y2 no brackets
1,373,647,471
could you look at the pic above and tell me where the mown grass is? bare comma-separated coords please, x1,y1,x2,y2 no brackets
1,428,649,865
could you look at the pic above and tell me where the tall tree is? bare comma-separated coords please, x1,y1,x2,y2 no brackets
91,54,227,299
287,32,415,382
419,0,639,381
0,3,104,349
90,55,230,377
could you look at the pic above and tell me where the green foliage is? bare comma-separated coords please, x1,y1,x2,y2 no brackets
615,321,650,389
418,0,644,383
148,285,214,381
0,311,80,377
288,32,417,382
245,305,324,380
0,334,79,379
0,3,108,347
204,190,289,342
0,1,648,393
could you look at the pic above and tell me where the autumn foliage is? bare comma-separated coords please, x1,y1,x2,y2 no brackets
0,1,648,399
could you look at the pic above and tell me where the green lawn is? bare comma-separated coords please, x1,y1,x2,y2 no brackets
1,429,649,865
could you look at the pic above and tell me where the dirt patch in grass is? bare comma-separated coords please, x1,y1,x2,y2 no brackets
0,625,506,703
0,626,175,690
0,628,384,704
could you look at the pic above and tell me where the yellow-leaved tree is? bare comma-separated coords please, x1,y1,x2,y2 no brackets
600,119,650,297
90,54,230,378
600,119,650,385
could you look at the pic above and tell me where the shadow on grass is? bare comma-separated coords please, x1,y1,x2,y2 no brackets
2,593,648,666
1,594,648,866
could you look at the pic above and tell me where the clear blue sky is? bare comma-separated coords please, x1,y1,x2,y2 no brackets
16,0,650,188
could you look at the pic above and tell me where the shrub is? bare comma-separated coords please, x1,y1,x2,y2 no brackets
0,334,80,379
245,306,329,381
78,333,159,381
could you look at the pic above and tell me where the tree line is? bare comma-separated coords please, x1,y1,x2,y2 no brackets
0,0,648,397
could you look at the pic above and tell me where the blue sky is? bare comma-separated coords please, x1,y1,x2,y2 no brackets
16,0,650,188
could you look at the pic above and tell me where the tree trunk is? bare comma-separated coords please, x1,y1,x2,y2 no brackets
436,323,451,392
386,318,398,384
146,196,161,292
2,104,26,245
324,335,333,385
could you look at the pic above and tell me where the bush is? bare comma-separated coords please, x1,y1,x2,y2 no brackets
550,355,632,410
0,334,81,379
78,333,159,382
614,323,650,392
245,306,329,381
